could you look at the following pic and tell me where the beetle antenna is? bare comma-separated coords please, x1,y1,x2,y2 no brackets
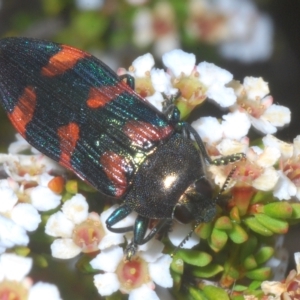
213,166,237,204
171,166,237,257
171,222,199,257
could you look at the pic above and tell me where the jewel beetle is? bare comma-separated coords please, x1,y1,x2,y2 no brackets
0,37,244,259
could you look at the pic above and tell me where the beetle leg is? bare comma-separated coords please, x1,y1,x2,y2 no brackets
106,204,134,233
119,74,135,89
125,217,171,260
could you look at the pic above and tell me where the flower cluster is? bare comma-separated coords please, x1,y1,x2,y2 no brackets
261,252,300,299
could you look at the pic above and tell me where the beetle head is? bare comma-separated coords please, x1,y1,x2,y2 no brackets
174,177,216,224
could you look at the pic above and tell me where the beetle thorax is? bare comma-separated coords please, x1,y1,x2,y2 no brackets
124,134,205,219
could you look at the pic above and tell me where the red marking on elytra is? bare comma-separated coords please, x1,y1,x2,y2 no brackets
100,151,130,197
41,45,89,77
57,122,80,169
123,120,173,147
86,82,125,109
9,86,37,136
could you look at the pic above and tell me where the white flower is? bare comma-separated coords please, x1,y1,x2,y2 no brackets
28,282,62,300
131,53,155,77
163,49,196,77
45,196,135,258
91,244,173,298
263,135,300,200
192,111,251,146
0,214,29,250
150,68,177,96
132,2,179,57
0,177,41,252
197,62,236,107
0,253,62,300
230,77,291,134
0,253,32,281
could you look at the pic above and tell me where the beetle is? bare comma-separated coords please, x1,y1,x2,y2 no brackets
0,37,244,259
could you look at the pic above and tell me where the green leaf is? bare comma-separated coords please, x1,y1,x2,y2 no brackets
209,228,228,251
244,217,273,236
232,284,247,291
214,216,233,230
178,249,212,267
248,280,262,290
263,201,293,219
255,214,289,234
228,223,248,244
188,287,207,300
254,246,274,264
230,206,240,223
291,203,300,219
202,285,230,300
171,255,184,274
239,234,258,261
195,222,213,239
246,267,271,280
192,264,224,278
243,254,257,270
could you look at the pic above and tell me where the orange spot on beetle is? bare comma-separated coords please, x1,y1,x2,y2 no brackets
86,82,126,109
9,86,37,136
57,122,80,169
100,151,131,197
41,45,88,77
123,120,173,147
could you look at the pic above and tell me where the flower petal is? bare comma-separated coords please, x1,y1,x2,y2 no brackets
0,215,29,249
222,111,251,139
129,284,159,300
252,167,279,191
50,238,82,259
30,186,61,211
168,222,200,249
273,171,297,200
132,53,155,77
11,203,41,231
90,245,123,272
148,254,173,288
28,282,62,300
0,253,32,281
192,117,222,144
0,185,18,213
93,273,120,296
163,49,195,77
45,211,74,238
62,194,89,224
